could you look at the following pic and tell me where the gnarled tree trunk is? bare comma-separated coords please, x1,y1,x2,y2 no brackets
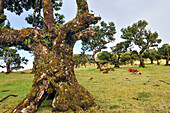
0,0,101,112
12,40,96,112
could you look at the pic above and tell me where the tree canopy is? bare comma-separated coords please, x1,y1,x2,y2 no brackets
82,21,116,70
121,20,161,67
158,44,170,65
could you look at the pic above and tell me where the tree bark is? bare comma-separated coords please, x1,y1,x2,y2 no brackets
150,59,154,64
115,55,120,68
12,42,96,112
6,59,13,73
92,53,102,71
0,0,6,23
166,59,169,66
130,60,134,65
139,55,145,68
166,53,169,66
157,60,160,65
0,0,101,112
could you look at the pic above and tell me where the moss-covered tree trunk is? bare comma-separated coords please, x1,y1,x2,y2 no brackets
0,0,101,112
12,40,96,112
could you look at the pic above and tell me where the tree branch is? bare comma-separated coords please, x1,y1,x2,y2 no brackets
0,27,34,46
62,0,101,35
73,28,96,41
42,0,55,30
0,0,6,23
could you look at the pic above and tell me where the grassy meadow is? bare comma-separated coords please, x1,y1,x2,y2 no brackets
0,60,170,113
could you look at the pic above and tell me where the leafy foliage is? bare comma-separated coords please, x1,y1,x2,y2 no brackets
0,20,28,73
4,0,64,28
111,42,130,67
82,21,116,70
73,54,89,68
97,51,115,65
82,21,116,53
158,44,170,65
0,47,28,73
143,49,157,64
120,52,132,65
121,20,162,67
24,0,65,28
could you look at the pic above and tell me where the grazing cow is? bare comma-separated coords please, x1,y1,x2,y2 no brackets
128,68,139,72
103,70,108,74
128,68,141,75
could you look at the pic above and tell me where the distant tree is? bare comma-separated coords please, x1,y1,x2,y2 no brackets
158,44,170,65
111,42,129,68
120,52,132,65
73,54,81,68
0,47,28,73
121,20,162,67
128,50,138,65
86,54,96,65
143,49,157,64
97,51,115,68
82,21,116,71
0,20,28,73
155,49,162,65
73,54,88,68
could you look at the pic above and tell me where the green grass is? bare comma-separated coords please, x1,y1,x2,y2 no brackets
0,63,170,113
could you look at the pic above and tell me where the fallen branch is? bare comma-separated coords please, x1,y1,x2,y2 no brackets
0,95,18,102
1,90,10,92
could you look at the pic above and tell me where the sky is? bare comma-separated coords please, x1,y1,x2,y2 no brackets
1,0,170,71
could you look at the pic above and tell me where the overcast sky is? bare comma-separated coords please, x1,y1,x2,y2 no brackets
1,0,170,71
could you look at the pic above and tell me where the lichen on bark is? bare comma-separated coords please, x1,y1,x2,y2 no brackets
0,0,101,112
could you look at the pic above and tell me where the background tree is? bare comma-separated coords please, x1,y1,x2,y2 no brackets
0,20,28,73
0,0,101,112
73,54,81,68
111,42,129,68
73,54,88,68
0,47,28,73
143,49,156,64
82,21,116,71
158,44,170,66
120,52,132,65
155,49,162,65
97,51,115,67
121,20,162,67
